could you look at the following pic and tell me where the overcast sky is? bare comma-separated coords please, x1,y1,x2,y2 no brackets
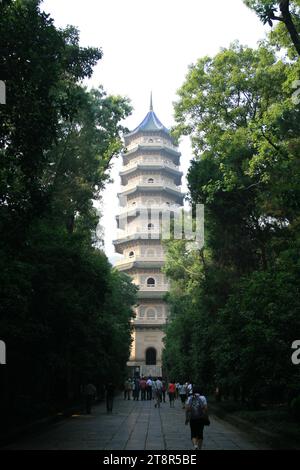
42,0,268,263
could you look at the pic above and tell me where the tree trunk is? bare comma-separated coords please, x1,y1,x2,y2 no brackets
280,0,300,56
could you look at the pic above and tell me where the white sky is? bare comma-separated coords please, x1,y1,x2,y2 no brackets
42,0,268,263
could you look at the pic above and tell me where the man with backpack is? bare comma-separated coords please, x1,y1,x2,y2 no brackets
185,385,209,450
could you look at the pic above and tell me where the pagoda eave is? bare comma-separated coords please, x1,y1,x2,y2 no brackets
133,321,166,328
115,205,183,225
124,129,172,145
137,290,169,300
117,185,184,200
115,260,165,271
113,232,162,250
123,145,180,161
120,164,183,186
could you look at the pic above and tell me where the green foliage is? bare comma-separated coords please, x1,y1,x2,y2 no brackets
244,0,300,56
244,1,285,25
0,0,135,430
164,39,300,404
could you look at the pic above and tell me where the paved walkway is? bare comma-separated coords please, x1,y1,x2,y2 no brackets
6,396,267,450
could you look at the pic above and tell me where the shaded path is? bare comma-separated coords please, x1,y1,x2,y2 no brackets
5,396,268,450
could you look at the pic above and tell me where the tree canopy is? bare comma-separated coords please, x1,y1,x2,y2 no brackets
163,31,300,406
0,0,136,431
244,0,300,55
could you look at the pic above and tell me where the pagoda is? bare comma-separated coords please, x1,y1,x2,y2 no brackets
113,95,184,377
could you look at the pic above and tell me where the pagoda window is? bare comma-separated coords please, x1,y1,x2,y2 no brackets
146,308,156,319
148,223,154,231
147,277,155,287
129,251,135,258
148,178,154,184
148,138,154,143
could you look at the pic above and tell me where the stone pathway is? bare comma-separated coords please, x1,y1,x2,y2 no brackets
5,396,268,450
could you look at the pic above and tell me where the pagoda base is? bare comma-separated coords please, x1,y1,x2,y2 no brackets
127,361,162,378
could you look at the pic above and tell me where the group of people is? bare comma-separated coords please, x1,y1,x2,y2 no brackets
123,377,209,450
124,376,168,402
123,377,194,407
84,378,209,450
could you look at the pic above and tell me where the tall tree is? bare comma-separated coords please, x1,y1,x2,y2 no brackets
244,0,300,55
163,40,300,404
0,0,136,431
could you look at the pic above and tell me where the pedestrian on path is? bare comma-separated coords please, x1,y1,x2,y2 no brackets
146,377,153,400
133,377,140,400
154,377,163,408
105,381,115,414
168,380,176,407
84,383,97,414
179,382,187,408
162,379,166,403
140,377,147,400
175,382,180,400
187,381,193,396
124,378,132,400
185,385,209,450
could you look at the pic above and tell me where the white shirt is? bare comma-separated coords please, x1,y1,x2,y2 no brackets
155,379,163,391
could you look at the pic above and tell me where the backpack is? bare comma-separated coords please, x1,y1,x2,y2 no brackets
190,395,205,420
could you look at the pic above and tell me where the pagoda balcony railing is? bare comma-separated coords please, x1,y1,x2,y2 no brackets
134,317,167,325
126,140,178,152
116,203,181,216
124,158,180,171
137,284,170,291
115,255,165,267
115,228,162,238
121,180,182,192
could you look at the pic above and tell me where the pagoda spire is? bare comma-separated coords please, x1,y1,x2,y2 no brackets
125,93,170,137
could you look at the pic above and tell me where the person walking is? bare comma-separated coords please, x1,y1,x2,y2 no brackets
175,382,180,400
152,378,157,406
140,377,147,400
187,381,193,396
185,385,209,450
133,377,140,400
162,379,166,403
124,378,129,400
154,377,163,408
146,377,153,400
179,382,187,408
126,378,133,400
168,380,176,407
105,381,115,414
84,383,97,414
